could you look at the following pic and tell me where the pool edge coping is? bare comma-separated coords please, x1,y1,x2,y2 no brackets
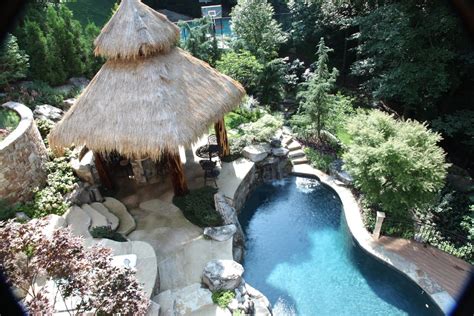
291,166,456,315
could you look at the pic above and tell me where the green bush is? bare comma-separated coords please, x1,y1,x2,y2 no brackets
211,290,235,309
90,226,127,242
19,151,78,218
173,186,222,227
0,200,16,221
304,147,334,173
36,118,54,140
343,110,449,220
228,113,283,157
217,50,264,95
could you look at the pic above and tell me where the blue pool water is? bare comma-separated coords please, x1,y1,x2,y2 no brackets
239,177,443,316
180,17,233,40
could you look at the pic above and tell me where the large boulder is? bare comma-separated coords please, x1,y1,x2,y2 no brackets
64,205,92,238
33,104,64,122
214,194,245,262
203,224,237,242
202,260,244,291
271,147,289,157
243,143,271,162
62,98,76,110
329,159,353,186
71,150,96,184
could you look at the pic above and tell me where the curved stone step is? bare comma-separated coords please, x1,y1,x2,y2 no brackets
288,149,305,159
90,202,119,231
291,157,309,165
82,204,108,228
287,140,302,151
64,205,92,238
103,197,136,235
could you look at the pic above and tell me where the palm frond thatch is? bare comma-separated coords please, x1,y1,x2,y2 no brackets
48,48,245,159
94,0,180,60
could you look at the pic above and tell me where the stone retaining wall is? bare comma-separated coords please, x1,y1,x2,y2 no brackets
0,102,48,203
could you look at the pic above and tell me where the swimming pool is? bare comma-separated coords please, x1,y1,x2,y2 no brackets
239,177,443,315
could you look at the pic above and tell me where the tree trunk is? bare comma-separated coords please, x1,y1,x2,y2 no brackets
317,113,321,139
166,152,189,196
94,152,113,191
214,118,230,157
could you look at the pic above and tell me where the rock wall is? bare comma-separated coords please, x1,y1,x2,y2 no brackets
0,102,48,203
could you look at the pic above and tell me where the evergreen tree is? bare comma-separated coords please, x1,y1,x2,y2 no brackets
179,18,220,66
231,0,287,61
295,38,338,138
0,34,29,87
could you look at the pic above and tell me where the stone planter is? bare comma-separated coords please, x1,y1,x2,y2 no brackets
0,102,48,203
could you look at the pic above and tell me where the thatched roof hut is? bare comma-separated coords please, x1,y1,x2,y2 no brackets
49,0,245,195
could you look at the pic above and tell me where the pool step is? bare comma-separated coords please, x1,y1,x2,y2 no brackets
291,157,309,165
288,149,306,159
287,141,302,151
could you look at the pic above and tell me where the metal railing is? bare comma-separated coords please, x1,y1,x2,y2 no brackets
380,216,473,264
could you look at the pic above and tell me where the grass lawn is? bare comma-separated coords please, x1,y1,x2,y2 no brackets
67,0,116,26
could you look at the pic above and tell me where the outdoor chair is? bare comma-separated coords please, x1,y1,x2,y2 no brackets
208,134,221,165
199,159,219,187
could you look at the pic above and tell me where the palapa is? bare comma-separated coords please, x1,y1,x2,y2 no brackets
49,0,245,161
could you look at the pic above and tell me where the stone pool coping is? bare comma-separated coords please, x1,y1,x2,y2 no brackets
0,102,32,150
291,164,455,315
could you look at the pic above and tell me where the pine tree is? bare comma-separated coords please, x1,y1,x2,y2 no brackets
21,20,54,83
231,0,287,61
296,38,338,138
0,34,29,87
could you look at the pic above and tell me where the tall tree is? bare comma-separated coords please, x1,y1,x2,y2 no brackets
231,0,287,61
0,34,29,87
295,38,338,138
351,1,473,118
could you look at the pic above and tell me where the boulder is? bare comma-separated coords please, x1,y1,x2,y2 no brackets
90,202,119,230
64,205,92,238
42,214,67,238
203,224,237,242
71,150,95,184
214,194,245,262
246,284,272,315
202,260,244,291
270,138,282,148
329,159,353,186
242,143,271,162
103,197,136,235
33,104,64,122
62,98,76,110
65,183,93,205
81,204,108,228
271,147,289,157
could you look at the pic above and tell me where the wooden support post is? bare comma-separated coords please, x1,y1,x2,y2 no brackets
214,117,230,157
373,211,386,240
166,152,189,196
94,152,113,191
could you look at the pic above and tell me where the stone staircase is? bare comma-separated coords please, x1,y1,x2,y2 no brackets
64,197,137,239
282,135,309,166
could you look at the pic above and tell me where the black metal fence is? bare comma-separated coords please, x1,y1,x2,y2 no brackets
382,216,473,264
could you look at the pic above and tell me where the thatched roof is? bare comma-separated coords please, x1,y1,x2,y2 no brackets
94,0,180,59
48,47,245,159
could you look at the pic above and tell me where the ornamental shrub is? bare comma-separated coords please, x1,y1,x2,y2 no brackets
343,110,449,219
212,290,235,309
0,219,149,314
90,226,127,242
304,147,334,173
173,186,222,227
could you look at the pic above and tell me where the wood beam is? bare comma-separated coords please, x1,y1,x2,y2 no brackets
214,117,230,157
94,152,113,191
166,152,189,196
